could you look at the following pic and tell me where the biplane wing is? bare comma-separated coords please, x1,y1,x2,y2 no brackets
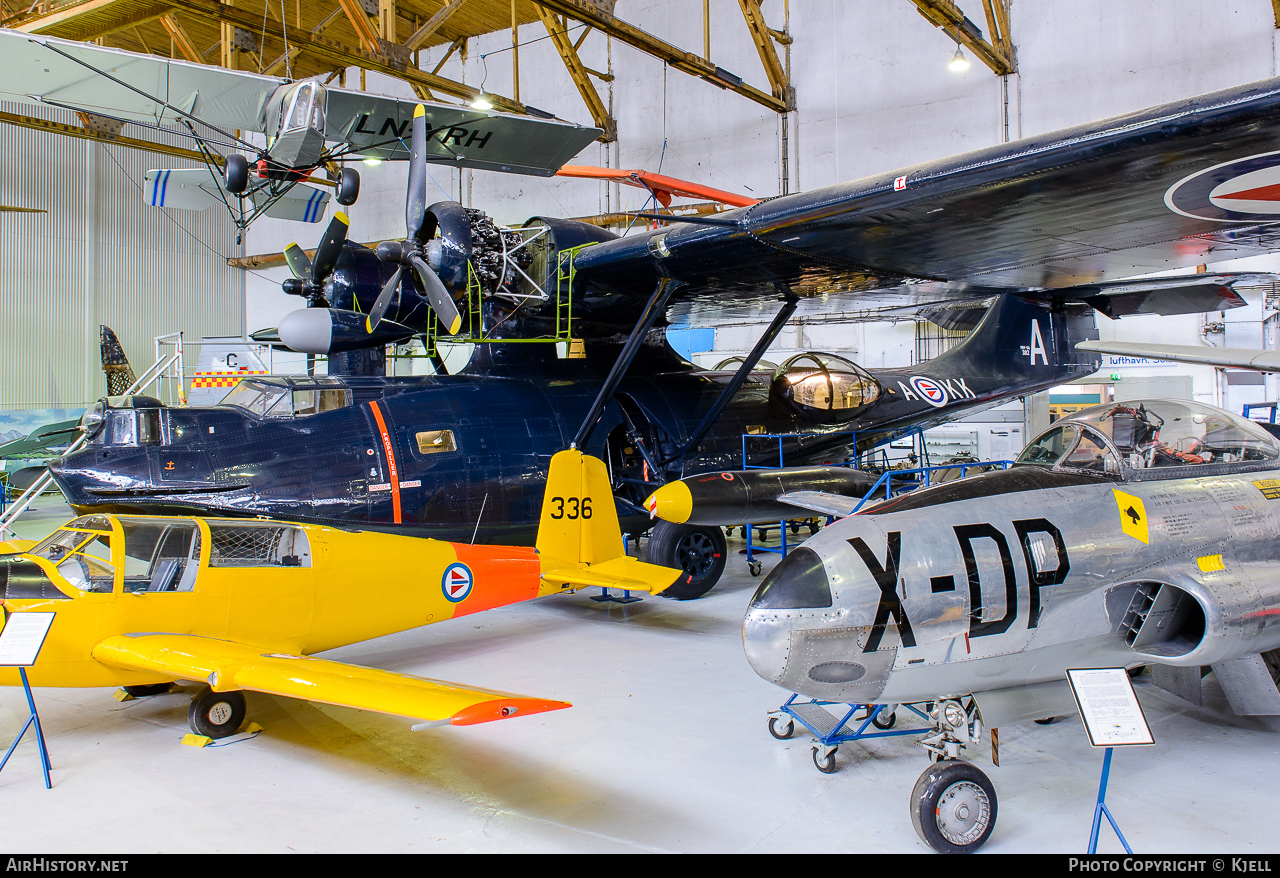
92,633,569,727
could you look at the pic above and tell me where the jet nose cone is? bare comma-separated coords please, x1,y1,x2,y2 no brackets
278,308,333,354
643,481,692,524
742,546,834,684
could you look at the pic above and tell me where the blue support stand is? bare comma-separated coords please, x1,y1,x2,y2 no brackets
0,668,51,789
1087,748,1131,854
591,588,642,604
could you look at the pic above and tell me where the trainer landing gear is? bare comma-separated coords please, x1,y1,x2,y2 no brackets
188,687,247,739
910,698,997,853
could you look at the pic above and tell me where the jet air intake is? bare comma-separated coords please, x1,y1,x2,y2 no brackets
770,353,882,424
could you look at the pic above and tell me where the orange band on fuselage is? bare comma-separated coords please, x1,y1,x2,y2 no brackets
368,401,402,524
448,544,542,616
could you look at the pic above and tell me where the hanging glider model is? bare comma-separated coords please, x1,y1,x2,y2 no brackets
744,399,1280,851
0,450,679,741
0,28,601,232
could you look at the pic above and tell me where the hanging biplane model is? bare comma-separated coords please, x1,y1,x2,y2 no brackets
742,398,1280,852
0,449,678,742
0,28,601,233
47,72,1280,597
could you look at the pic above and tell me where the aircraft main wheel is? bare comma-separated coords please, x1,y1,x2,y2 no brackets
336,167,360,205
812,747,838,774
872,709,897,730
224,154,249,194
648,520,727,600
123,683,171,697
188,688,246,739
910,760,997,854
768,716,794,739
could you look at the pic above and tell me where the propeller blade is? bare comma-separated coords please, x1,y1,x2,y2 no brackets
406,105,428,244
311,211,349,283
410,254,463,336
366,265,404,334
283,243,312,279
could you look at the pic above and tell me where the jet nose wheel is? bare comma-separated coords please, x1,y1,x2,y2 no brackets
909,760,997,853
188,687,247,739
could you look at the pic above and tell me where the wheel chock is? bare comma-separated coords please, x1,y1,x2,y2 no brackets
182,733,213,748
113,689,135,702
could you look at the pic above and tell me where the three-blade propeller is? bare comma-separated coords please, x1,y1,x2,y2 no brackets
368,105,464,336
282,212,349,307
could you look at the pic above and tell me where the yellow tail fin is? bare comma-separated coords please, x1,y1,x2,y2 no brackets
536,450,681,595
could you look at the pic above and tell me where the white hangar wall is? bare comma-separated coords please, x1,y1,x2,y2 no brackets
240,0,1280,405
0,103,244,411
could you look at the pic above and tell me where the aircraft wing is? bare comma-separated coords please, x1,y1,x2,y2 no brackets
145,169,331,222
0,420,79,459
92,634,569,726
0,29,277,135
776,491,861,518
1076,339,1280,372
574,75,1280,317
324,91,600,173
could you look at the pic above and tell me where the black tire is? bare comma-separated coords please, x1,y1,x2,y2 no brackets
188,687,246,739
336,167,360,205
224,153,249,194
647,520,727,600
812,747,838,774
123,683,171,698
910,761,997,854
768,716,794,740
748,559,763,577
1034,716,1060,725
872,709,897,730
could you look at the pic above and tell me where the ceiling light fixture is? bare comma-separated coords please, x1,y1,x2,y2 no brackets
470,94,494,110
948,43,971,73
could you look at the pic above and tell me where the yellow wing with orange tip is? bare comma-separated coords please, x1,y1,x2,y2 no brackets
92,634,568,727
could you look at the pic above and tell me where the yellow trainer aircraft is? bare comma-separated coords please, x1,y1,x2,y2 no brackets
0,450,679,739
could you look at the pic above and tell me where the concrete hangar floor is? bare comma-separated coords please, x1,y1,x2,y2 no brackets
0,501,1274,854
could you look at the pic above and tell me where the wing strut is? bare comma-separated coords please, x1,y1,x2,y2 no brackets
570,276,683,450
675,286,798,461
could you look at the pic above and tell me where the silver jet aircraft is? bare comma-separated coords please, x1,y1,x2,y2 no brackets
743,399,1280,852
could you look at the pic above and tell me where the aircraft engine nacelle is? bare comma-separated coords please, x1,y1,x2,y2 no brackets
769,353,883,424
278,307,415,354
1108,577,1280,667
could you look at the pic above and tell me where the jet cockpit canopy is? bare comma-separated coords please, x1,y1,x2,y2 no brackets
1017,399,1280,479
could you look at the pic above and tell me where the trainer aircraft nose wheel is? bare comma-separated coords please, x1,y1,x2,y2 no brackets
188,687,247,739
910,760,997,853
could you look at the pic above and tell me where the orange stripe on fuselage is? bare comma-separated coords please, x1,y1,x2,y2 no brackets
448,544,542,617
368,400,402,524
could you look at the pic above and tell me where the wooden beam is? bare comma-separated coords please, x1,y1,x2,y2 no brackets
337,0,381,55
737,0,792,106
535,6,615,140
909,0,1014,75
0,107,219,165
229,240,380,269
14,0,173,40
378,0,395,43
160,14,202,63
1272,0,1280,28
533,0,788,114
403,0,468,53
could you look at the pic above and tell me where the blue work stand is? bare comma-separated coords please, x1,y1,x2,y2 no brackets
1087,747,1132,854
0,667,52,789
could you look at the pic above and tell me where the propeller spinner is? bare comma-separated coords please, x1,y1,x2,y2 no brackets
368,105,464,337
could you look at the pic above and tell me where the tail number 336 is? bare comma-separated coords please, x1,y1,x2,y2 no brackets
549,496,593,519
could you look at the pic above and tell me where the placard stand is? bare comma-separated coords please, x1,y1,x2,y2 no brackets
0,612,56,790
1066,668,1154,855
0,668,51,789
1088,747,1131,854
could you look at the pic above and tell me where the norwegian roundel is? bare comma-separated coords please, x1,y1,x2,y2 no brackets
442,562,473,603
909,376,950,408
1165,151,1280,222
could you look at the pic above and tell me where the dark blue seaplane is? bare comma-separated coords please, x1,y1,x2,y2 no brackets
50,75,1280,597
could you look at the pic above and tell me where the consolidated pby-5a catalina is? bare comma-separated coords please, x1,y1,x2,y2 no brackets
743,399,1280,852
0,29,601,232
48,73,1280,597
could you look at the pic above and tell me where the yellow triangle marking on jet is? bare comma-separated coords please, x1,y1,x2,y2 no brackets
1113,489,1149,544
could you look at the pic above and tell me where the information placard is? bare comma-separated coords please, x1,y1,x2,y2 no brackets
0,613,55,667
1067,668,1154,748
